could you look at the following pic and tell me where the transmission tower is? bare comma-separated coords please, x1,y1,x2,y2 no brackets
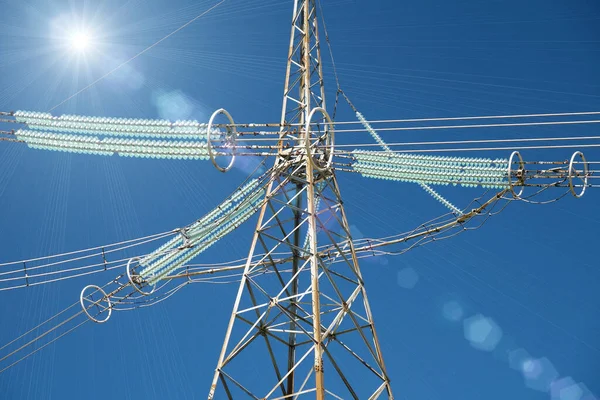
0,0,598,398
208,1,392,398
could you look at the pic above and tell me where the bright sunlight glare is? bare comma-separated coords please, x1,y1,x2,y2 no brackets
70,32,91,52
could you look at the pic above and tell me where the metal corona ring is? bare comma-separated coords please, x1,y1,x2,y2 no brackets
508,151,525,199
207,108,237,173
305,107,335,172
80,285,112,324
568,151,589,198
127,257,156,296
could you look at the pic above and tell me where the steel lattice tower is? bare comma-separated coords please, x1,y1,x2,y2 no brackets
0,1,598,398
208,0,393,398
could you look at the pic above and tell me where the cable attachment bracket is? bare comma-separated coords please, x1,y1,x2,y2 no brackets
178,227,193,250
126,257,156,296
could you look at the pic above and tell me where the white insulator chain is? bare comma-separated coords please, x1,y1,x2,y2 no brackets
356,111,391,152
12,109,240,171
14,129,211,160
13,111,217,139
126,178,265,294
354,111,465,215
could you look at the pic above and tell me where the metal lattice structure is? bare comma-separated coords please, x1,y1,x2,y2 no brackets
0,0,597,398
209,2,391,397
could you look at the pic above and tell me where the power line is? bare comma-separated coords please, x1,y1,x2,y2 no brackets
327,135,600,148
334,119,600,134
329,111,600,126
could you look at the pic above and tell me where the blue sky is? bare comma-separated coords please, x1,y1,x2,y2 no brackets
0,0,599,399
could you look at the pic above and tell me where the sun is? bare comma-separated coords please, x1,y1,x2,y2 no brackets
69,31,91,52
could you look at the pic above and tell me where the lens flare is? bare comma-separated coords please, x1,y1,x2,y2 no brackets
70,32,90,52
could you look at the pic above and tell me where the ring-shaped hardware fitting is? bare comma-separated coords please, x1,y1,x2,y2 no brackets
80,285,112,324
568,151,589,198
207,108,237,173
305,107,335,173
508,151,525,199
127,257,156,296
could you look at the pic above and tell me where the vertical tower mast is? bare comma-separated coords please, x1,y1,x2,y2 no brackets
208,1,393,398
280,0,326,129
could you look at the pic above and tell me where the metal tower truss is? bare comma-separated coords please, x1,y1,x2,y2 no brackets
280,0,326,130
209,0,392,398
209,162,392,399
1,0,598,399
